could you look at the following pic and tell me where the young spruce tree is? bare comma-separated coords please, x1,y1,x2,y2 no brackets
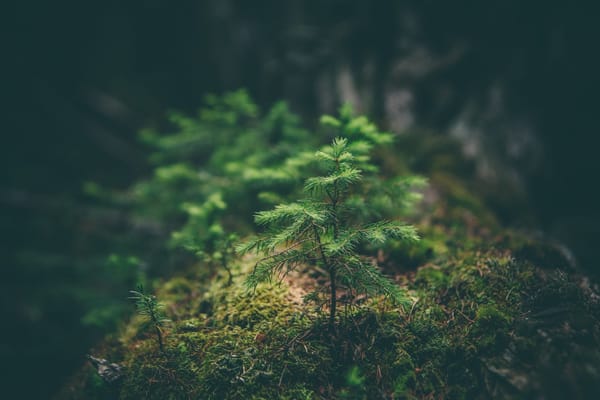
239,136,419,331
129,286,170,352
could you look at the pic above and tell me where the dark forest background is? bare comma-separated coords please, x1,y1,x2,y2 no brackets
3,1,600,397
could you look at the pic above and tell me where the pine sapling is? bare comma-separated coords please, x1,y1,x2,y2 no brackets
129,286,170,352
170,192,237,284
213,233,239,286
239,137,419,331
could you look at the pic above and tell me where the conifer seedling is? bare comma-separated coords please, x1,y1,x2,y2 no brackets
129,286,170,352
170,191,236,284
239,136,419,331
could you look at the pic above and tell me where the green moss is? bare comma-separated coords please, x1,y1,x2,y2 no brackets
62,122,600,399
65,244,600,399
390,349,416,397
415,266,449,291
110,241,599,398
470,304,512,351
120,341,202,399
210,283,297,329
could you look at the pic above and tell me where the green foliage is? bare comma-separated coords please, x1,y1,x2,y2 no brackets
320,106,428,225
129,286,170,352
79,89,320,312
339,365,367,399
169,191,238,284
64,93,600,399
135,90,314,222
240,133,420,329
130,90,317,285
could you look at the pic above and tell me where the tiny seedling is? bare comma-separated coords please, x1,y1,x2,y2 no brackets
129,285,170,352
239,137,419,331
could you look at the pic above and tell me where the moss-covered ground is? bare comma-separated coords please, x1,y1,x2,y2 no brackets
57,135,600,399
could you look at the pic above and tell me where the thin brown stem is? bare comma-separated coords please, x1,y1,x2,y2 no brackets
312,225,337,331
155,326,164,352
221,257,233,286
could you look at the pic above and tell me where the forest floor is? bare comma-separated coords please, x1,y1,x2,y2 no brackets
57,134,600,399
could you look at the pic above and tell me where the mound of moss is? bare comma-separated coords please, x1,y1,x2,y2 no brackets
58,180,600,399
56,94,600,399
